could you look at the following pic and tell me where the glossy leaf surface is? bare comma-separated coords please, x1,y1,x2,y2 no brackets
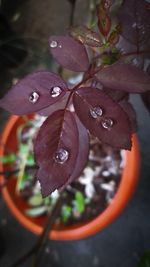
96,63,150,93
73,87,132,149
34,110,79,196
0,71,67,115
49,36,90,72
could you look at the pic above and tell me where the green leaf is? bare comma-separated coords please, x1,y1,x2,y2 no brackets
74,191,85,214
25,206,47,217
19,143,29,154
43,196,51,206
17,173,32,190
138,250,150,267
28,193,43,207
27,154,35,166
0,153,16,164
61,205,72,223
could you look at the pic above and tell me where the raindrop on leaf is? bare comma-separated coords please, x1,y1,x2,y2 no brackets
51,86,62,97
29,92,40,103
50,40,58,48
54,148,69,164
90,107,103,118
101,118,114,129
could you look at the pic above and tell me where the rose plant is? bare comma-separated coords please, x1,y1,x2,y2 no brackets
0,0,150,198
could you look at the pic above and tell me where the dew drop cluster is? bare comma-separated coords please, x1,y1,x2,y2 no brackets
90,106,114,130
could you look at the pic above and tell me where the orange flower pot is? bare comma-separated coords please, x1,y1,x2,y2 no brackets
0,115,140,241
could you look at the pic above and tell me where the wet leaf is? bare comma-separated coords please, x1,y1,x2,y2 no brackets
96,63,150,93
37,92,70,116
69,26,102,47
62,114,89,186
0,71,67,115
97,4,111,37
49,36,89,72
73,87,132,149
34,110,79,197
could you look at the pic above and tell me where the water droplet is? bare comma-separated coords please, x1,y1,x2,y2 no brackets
51,86,62,97
54,148,69,164
29,92,40,103
90,107,103,119
101,118,114,129
50,40,58,48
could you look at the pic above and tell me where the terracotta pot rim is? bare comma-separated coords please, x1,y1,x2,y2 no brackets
0,115,140,241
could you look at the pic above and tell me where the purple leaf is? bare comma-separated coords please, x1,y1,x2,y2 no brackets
73,87,132,149
49,36,89,72
37,91,70,116
118,0,150,52
96,63,150,93
62,114,89,187
0,71,67,115
119,100,137,133
34,110,79,197
103,87,128,102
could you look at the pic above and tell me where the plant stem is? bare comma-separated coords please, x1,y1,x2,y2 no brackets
7,192,63,267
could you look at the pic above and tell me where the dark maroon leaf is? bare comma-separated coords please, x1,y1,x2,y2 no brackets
62,114,89,187
118,0,150,52
49,36,90,72
103,87,128,102
96,63,150,93
34,110,79,197
73,87,132,150
69,26,102,47
37,91,70,116
0,71,67,115
119,100,137,132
